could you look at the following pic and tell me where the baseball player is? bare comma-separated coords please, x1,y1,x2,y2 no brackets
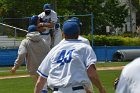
52,17,62,47
38,3,62,48
30,15,52,48
30,15,40,26
10,25,50,82
60,17,90,45
115,57,140,93
40,17,90,93
29,15,51,93
34,19,106,93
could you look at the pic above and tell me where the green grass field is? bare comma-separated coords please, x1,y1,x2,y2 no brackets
0,62,129,93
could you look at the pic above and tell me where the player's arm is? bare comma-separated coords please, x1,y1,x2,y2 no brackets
10,54,25,73
43,22,54,28
34,76,47,93
10,41,27,73
87,64,106,93
37,22,54,28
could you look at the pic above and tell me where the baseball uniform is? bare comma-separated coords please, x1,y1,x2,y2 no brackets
116,57,140,93
62,35,90,45
38,9,57,47
60,35,90,45
52,18,62,47
37,39,97,93
34,18,107,93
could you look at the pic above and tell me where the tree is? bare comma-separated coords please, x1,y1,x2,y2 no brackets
0,0,129,35
0,0,50,18
56,0,128,35
94,0,128,34
131,0,140,26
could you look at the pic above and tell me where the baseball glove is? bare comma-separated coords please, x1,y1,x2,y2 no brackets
114,77,119,90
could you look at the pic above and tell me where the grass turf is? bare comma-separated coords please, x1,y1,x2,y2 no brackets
0,62,128,93
0,77,34,93
0,70,121,93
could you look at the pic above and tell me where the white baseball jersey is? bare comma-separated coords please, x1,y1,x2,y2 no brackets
60,36,90,45
77,36,90,45
38,10,57,33
52,28,62,46
51,18,62,47
37,39,97,88
38,10,57,23
38,10,62,48
116,57,140,93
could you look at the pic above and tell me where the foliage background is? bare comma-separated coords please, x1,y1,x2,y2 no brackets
0,62,129,93
84,34,140,46
0,0,135,35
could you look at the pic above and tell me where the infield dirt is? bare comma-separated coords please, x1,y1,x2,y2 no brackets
0,66,124,79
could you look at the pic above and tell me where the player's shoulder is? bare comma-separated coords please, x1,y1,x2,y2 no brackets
78,36,90,45
80,42,93,52
80,42,91,49
127,57,140,67
38,12,45,17
50,10,57,16
22,38,28,42
20,38,29,46
78,36,87,40
123,57,140,73
51,10,57,14
51,41,63,49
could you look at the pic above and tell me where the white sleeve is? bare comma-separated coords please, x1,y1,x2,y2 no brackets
38,12,44,18
84,45,97,69
115,74,130,93
37,53,51,78
51,11,57,23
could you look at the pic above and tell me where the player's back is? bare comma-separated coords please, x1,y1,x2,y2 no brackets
46,39,93,87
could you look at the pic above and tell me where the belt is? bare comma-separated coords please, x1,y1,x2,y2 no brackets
53,86,84,91
40,32,50,35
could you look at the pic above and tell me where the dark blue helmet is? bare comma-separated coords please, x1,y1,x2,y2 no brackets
62,20,80,35
43,3,51,10
67,17,82,26
28,25,37,33
30,15,39,25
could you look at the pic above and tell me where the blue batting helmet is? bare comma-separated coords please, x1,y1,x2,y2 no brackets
30,15,39,25
28,25,37,33
62,20,80,35
67,17,82,26
43,3,51,10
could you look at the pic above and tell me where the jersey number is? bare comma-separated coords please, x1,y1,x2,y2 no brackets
57,49,74,66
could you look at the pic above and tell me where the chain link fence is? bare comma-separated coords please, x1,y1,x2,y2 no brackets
0,14,94,48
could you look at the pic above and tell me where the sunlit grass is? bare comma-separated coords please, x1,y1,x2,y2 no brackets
0,62,127,93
